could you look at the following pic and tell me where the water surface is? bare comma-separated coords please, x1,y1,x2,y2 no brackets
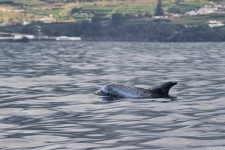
0,42,225,150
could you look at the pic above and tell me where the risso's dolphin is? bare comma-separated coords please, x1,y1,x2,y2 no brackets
94,82,177,99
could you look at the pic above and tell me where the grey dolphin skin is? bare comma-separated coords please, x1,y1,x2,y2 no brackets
94,82,177,99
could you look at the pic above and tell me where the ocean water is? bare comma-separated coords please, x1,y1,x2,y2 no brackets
0,42,225,150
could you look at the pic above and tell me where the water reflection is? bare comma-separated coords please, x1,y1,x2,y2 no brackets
0,42,225,149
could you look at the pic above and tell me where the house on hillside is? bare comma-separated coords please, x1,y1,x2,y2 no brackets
22,21,30,25
185,4,225,16
39,17,52,23
207,20,224,28
0,22,10,26
185,11,197,16
204,5,217,13
215,5,225,13
39,15,55,23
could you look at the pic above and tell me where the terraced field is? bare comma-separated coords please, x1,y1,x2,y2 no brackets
0,0,223,25
0,0,191,20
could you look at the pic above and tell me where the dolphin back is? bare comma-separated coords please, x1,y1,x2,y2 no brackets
94,83,151,98
94,82,177,98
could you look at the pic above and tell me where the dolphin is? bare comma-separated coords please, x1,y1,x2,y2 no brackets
94,82,177,98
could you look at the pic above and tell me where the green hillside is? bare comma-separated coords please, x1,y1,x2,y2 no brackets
1,0,225,42
0,0,217,22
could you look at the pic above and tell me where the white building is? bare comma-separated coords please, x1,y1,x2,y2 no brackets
185,5,222,16
39,17,52,23
185,11,197,16
22,21,30,25
207,20,224,28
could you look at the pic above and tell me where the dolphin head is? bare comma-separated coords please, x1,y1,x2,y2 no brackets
151,82,177,98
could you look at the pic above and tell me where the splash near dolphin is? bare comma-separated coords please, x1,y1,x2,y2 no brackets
94,82,177,99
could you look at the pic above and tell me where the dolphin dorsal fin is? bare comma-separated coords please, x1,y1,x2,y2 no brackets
151,82,177,98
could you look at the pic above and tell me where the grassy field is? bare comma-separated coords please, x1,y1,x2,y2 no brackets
0,6,41,22
0,0,223,25
0,0,46,5
0,0,169,21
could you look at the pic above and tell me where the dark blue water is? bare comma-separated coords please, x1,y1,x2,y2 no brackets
0,42,225,150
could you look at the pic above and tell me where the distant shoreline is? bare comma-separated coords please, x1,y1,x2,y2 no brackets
1,39,224,43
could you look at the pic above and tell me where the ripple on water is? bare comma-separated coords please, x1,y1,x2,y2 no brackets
0,42,225,149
